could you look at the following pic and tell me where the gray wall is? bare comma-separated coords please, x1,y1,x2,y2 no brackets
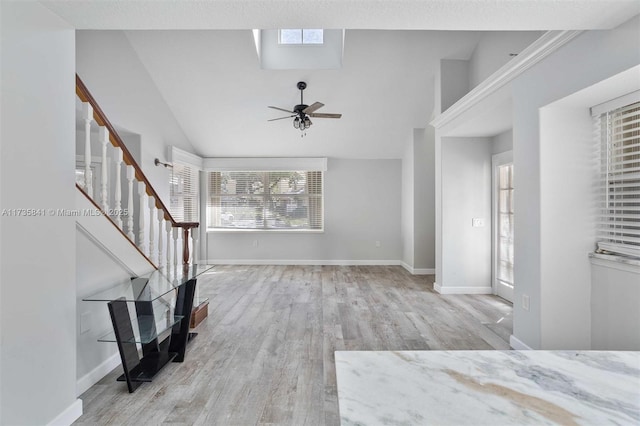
468,31,544,89
413,127,436,270
1,2,78,423
439,137,493,292
207,158,403,263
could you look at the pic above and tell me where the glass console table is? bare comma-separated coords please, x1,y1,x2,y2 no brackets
84,264,214,393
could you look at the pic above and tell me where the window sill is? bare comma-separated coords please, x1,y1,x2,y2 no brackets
208,228,324,234
589,252,640,274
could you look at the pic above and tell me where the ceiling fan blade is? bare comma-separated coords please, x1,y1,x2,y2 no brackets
268,115,295,122
268,105,295,114
303,102,324,114
309,112,342,119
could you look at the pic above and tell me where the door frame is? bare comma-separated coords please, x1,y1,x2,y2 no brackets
492,150,514,301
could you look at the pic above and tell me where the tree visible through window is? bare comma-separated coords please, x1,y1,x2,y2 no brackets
208,170,323,230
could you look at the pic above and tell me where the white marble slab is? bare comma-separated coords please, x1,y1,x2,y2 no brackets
335,350,640,425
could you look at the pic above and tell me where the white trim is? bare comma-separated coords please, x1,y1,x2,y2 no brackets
76,352,120,396
46,399,82,426
590,89,640,117
208,258,401,266
430,30,582,130
169,146,204,169
203,157,328,172
509,335,533,350
401,262,435,275
589,253,640,274
433,283,493,294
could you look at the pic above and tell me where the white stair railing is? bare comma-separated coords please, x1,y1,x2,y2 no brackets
76,75,199,269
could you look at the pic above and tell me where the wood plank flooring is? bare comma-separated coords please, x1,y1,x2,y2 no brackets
75,265,512,425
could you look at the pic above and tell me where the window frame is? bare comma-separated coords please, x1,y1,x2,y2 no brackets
594,94,640,259
278,29,324,45
207,170,324,232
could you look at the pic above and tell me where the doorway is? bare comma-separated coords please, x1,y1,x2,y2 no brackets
493,152,514,302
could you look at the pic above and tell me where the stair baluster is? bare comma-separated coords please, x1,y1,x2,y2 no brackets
138,182,146,254
157,210,164,267
166,221,172,267
99,127,109,212
126,165,135,239
82,102,94,197
114,149,123,228
148,197,156,263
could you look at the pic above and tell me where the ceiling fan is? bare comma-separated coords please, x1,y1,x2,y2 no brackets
268,81,342,134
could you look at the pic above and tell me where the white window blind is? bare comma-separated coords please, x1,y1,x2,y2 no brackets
170,163,199,222
208,170,323,230
596,100,640,258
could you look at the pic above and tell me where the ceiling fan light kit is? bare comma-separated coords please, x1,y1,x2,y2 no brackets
268,81,342,136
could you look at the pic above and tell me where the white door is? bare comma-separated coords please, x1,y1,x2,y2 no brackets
493,153,514,302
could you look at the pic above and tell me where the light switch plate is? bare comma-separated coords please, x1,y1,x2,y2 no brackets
472,218,485,227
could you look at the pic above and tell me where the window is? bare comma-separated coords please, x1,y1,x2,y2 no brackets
208,170,323,230
595,99,640,258
279,29,324,45
170,163,199,222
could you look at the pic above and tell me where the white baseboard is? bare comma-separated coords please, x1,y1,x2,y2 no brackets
47,399,82,426
401,262,435,275
434,283,492,294
208,259,402,266
510,335,533,350
76,352,120,396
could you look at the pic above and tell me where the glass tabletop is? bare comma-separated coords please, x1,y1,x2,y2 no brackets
83,264,215,303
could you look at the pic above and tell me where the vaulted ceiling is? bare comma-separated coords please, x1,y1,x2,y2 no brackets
47,0,640,158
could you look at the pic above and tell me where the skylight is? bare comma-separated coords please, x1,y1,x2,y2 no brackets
279,29,324,45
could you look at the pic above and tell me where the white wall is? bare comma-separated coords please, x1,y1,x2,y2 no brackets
511,15,640,349
207,158,403,263
468,31,543,89
440,59,470,112
539,107,594,349
590,260,640,350
76,30,197,208
75,229,129,391
438,137,492,293
491,129,513,154
1,2,80,424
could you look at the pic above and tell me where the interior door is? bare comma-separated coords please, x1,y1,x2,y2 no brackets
494,158,514,302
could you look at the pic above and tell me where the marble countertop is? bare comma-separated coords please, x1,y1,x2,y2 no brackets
335,350,640,425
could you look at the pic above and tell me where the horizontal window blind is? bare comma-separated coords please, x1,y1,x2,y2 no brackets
596,100,640,258
208,170,323,230
170,163,199,222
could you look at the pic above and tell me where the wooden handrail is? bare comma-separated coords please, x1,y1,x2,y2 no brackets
75,74,198,231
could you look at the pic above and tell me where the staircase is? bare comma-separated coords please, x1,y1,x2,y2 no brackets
75,75,199,269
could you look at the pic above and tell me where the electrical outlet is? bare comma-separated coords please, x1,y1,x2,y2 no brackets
472,218,485,227
522,294,530,311
80,312,92,334
375,241,381,248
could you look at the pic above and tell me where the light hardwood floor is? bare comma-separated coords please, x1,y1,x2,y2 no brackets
75,265,512,425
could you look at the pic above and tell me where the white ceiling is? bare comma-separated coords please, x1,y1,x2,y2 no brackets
42,1,640,30
49,0,640,159
124,29,487,158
